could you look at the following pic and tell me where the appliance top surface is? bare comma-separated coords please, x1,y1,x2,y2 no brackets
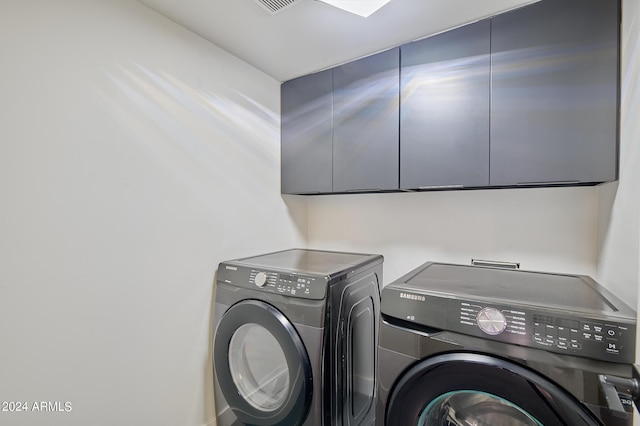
227,249,382,277
392,262,635,320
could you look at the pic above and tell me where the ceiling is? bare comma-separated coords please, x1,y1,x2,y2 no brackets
138,0,537,82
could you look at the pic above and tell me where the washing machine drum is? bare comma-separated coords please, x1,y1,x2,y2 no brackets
213,300,313,425
386,353,603,426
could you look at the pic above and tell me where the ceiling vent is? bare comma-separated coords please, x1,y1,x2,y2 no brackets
253,0,299,14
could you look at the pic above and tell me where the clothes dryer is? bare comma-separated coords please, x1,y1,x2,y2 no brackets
213,249,382,426
378,262,637,426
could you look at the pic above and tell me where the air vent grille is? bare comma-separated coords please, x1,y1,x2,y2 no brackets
254,0,299,14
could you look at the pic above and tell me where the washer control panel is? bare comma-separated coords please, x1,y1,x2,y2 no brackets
381,286,636,364
217,263,327,300
456,301,634,363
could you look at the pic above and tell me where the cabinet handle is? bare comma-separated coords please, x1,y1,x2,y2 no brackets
417,184,464,190
516,180,580,186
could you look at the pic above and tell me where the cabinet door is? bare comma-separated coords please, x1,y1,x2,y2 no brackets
332,48,400,192
400,20,491,189
281,70,333,194
490,0,619,186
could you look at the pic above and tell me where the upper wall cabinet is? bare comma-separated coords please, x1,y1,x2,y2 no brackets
281,69,333,194
281,49,400,194
490,0,620,186
333,48,400,192
400,20,490,190
281,0,620,195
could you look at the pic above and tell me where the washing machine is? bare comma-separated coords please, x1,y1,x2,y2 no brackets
213,248,383,426
377,261,638,426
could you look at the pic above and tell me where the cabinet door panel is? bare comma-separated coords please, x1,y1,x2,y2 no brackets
333,48,400,192
281,70,333,194
400,20,490,189
490,0,619,186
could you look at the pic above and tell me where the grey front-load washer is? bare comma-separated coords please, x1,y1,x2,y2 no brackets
378,262,637,426
213,249,383,426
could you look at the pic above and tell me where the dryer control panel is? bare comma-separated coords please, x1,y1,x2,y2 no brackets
381,287,636,364
217,263,328,300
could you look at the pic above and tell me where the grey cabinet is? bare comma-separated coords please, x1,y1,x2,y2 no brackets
400,21,490,189
333,48,400,192
490,0,619,186
282,49,399,194
281,69,333,194
281,0,619,195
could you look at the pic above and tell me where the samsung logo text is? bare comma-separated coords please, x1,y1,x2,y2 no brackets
399,292,425,302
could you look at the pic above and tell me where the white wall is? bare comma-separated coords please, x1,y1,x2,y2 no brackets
0,1,305,425
604,6,640,425
597,0,640,311
307,187,599,285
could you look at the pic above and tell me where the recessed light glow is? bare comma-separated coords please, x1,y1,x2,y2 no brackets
317,0,392,17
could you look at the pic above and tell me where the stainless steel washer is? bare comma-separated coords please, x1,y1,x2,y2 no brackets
378,262,637,426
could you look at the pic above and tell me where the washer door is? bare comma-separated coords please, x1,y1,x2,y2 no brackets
386,353,603,426
213,300,313,426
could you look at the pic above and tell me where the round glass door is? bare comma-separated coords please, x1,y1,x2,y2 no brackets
228,323,290,411
418,390,543,426
385,353,602,426
213,299,313,425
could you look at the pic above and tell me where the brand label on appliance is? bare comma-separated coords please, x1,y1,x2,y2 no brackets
225,266,237,271
400,292,426,302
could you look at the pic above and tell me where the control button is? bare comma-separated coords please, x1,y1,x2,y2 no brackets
606,328,618,338
570,342,582,350
477,308,507,335
557,326,569,340
254,272,268,288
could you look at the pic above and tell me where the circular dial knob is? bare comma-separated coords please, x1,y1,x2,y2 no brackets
254,272,268,288
476,307,507,335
